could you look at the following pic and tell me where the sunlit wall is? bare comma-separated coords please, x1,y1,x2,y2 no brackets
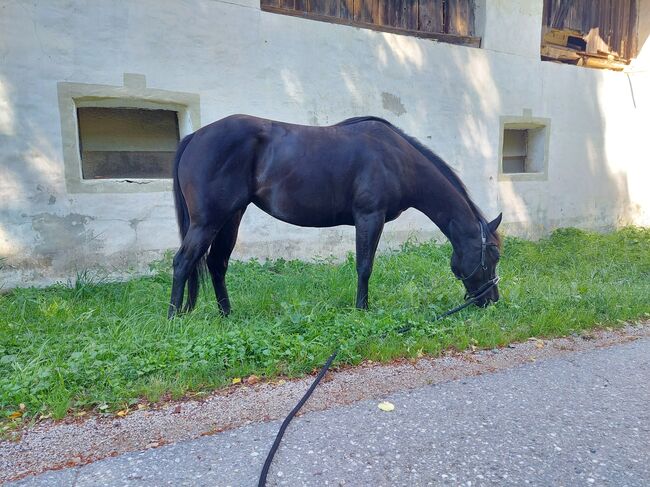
0,0,648,287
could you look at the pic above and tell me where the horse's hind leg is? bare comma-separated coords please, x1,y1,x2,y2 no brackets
183,264,202,313
206,208,246,316
354,211,385,309
168,224,216,318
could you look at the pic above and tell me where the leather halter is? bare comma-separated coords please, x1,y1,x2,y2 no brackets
456,220,500,299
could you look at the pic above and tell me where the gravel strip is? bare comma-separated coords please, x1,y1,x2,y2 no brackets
2,322,648,484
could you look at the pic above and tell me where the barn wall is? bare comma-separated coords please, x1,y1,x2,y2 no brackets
1,0,649,288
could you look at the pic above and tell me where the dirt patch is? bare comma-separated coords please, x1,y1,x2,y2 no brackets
1,322,648,483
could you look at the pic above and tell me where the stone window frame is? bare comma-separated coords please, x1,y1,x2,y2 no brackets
57,74,201,193
497,113,550,182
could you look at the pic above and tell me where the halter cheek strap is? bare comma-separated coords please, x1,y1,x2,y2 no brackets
458,220,489,282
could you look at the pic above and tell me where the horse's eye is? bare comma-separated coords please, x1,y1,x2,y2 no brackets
488,246,500,262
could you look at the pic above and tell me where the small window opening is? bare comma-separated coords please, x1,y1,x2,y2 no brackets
77,107,179,180
502,129,527,174
501,125,546,175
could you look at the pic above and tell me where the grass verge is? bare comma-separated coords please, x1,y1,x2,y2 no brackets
1,227,649,424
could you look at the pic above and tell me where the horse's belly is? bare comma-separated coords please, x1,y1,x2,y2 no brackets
251,188,355,228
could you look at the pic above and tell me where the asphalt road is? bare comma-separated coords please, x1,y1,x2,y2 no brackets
10,337,650,487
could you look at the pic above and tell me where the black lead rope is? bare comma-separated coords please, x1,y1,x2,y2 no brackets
257,277,499,486
257,350,338,486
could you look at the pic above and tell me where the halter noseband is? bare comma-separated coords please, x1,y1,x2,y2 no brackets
457,220,500,299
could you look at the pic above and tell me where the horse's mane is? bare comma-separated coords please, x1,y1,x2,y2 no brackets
336,116,499,245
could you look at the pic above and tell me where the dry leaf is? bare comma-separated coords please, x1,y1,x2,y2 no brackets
246,375,260,385
232,377,242,385
535,340,544,349
276,379,286,386
8,411,22,420
116,409,128,417
19,403,26,411
378,401,395,412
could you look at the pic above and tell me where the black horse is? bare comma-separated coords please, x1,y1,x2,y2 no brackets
168,115,501,318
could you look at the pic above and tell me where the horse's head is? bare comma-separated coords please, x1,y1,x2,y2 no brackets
450,213,502,307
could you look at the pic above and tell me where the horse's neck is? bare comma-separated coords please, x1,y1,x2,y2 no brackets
412,175,478,252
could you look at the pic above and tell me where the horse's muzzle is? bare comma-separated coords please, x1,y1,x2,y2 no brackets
475,286,499,307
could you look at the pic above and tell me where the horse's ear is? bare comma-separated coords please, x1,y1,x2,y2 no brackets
487,213,503,233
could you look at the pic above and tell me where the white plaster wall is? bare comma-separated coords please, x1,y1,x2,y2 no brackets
0,0,648,288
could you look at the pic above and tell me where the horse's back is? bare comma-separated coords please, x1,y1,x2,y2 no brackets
177,115,422,227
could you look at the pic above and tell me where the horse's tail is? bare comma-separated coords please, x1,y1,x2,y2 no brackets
173,133,194,241
172,133,207,311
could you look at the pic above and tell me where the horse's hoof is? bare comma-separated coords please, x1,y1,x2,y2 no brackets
168,305,180,319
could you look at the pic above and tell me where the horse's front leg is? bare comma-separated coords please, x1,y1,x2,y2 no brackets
354,211,385,309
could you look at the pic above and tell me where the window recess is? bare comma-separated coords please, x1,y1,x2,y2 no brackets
77,107,180,180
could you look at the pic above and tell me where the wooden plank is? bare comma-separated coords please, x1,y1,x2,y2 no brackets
340,0,354,19
551,0,573,29
579,55,627,71
309,0,338,17
447,0,474,36
543,28,582,46
279,0,295,9
354,0,376,23
260,4,482,46
542,0,552,28
419,0,443,33
378,0,418,29
260,0,280,7
619,0,630,58
626,0,638,59
585,27,610,55
540,44,581,61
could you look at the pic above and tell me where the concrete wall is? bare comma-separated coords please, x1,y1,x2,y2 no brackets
1,0,649,288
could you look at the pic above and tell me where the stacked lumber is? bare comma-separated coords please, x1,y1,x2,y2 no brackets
541,28,630,71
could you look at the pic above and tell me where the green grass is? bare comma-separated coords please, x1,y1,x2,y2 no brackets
1,227,649,423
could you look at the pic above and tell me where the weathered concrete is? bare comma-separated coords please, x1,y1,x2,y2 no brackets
1,0,649,288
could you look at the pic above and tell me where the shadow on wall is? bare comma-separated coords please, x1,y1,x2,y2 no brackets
0,78,147,284
265,24,640,240
2,5,648,287
0,73,89,278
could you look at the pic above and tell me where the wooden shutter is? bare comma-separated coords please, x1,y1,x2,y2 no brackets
378,0,418,30
419,0,444,33
260,0,479,46
447,0,475,36
310,0,339,17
